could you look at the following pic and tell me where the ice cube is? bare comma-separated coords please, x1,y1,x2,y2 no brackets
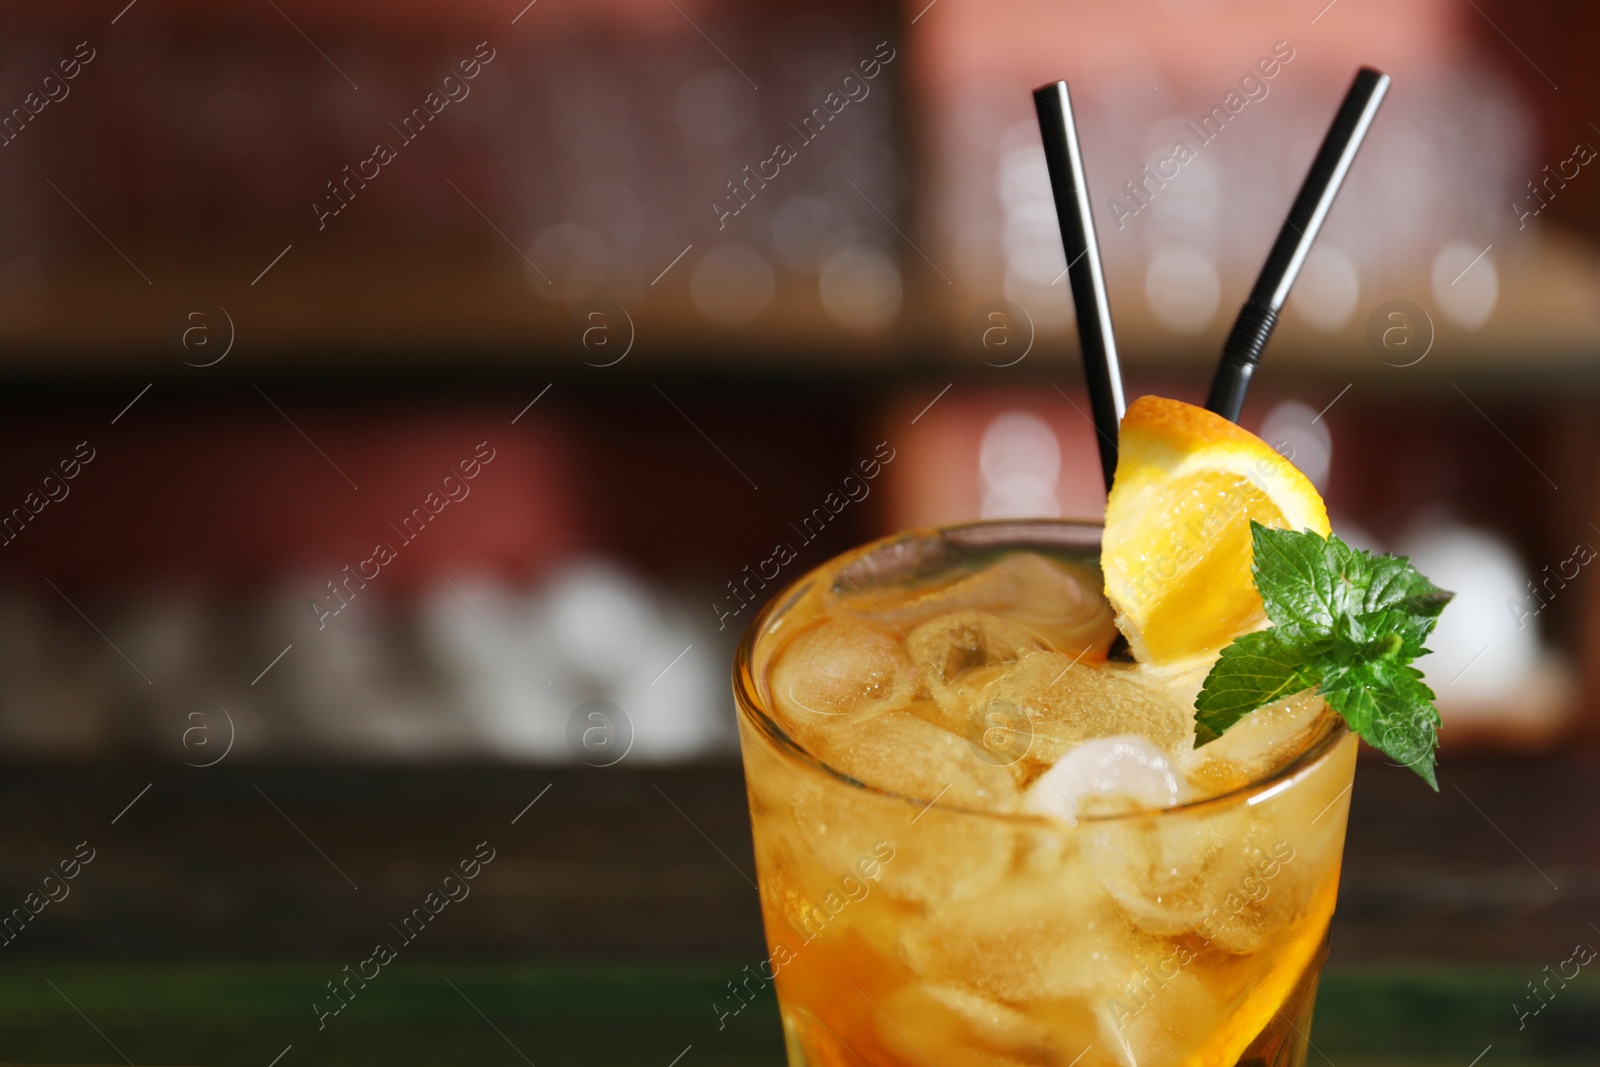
918,983,1055,1052
784,710,1021,904
769,616,911,737
1180,690,1334,799
1091,809,1313,956
875,982,1062,1065
907,610,1046,725
789,776,1012,904
1093,967,1218,1067
1089,811,1230,939
1186,823,1319,956
899,865,1162,1003
1021,736,1186,822
882,552,1118,646
989,654,1189,762
910,611,1047,685
809,709,1020,812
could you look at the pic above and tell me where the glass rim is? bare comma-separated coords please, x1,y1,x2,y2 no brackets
732,517,1352,828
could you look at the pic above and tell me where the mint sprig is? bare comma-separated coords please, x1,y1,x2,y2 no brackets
1194,522,1454,789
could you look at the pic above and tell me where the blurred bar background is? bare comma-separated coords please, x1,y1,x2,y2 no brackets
0,0,1593,761
0,1,1597,1058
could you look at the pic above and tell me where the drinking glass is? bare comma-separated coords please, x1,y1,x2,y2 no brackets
733,520,1357,1067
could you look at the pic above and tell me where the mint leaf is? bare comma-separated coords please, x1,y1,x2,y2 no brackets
1250,520,1353,638
1320,661,1442,790
1194,630,1327,746
1193,522,1454,790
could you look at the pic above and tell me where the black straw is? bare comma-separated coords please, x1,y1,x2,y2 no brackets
1206,66,1390,423
1033,81,1125,491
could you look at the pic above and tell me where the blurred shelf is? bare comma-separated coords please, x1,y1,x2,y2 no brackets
1085,231,1600,388
7,230,1598,392
0,248,895,373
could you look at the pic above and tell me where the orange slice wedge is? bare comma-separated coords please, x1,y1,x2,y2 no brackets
1102,396,1331,665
